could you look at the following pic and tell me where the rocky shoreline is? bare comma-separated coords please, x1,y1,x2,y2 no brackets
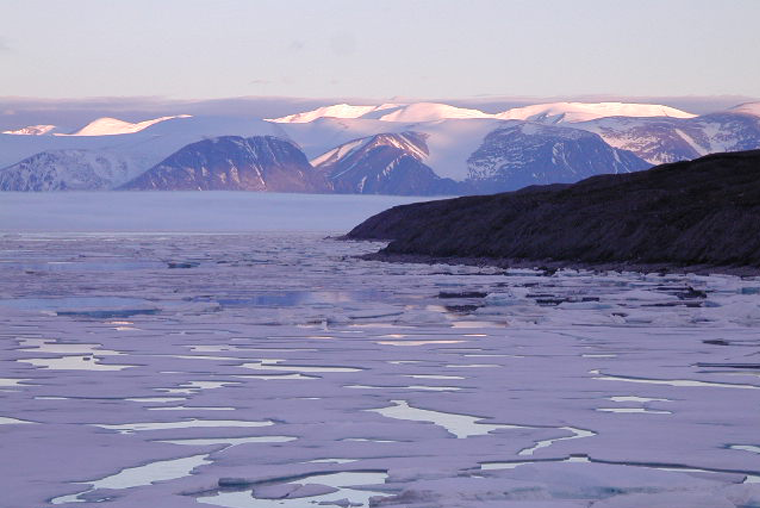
356,250,760,277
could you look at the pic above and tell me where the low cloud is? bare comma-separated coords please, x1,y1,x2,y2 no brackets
0,37,12,52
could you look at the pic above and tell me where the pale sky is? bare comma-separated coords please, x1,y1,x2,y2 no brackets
1,0,759,100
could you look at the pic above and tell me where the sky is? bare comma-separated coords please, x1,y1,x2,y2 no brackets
1,0,759,102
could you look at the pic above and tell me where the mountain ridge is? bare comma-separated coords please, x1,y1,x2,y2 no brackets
269,100,699,124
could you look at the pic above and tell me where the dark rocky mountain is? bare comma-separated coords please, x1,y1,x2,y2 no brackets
348,150,760,270
464,123,651,193
120,136,329,192
312,132,462,195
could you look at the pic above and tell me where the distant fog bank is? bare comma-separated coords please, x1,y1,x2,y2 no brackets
0,191,435,233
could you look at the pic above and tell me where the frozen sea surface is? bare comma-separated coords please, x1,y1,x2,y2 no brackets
1,232,760,508
0,192,436,232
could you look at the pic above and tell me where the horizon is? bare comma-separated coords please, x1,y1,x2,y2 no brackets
2,93,759,132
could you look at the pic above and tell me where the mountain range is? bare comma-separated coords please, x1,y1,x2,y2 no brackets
1,100,759,195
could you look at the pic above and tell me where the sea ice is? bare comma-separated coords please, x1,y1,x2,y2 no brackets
198,471,390,508
1,232,759,508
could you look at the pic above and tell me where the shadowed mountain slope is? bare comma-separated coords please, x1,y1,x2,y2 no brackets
347,150,760,269
465,123,650,192
121,135,329,192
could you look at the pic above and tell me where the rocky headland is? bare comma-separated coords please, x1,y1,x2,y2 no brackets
346,150,760,274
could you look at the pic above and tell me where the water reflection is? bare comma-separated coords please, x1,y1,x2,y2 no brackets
206,290,388,308
0,296,157,318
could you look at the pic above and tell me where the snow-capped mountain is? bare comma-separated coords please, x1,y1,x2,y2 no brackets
268,103,401,123
68,115,191,136
465,123,650,192
312,132,460,195
272,101,696,125
0,115,283,169
305,120,652,194
278,117,508,181
121,135,329,192
374,102,494,122
576,111,760,164
496,102,696,124
3,115,192,137
270,102,494,123
2,124,59,136
0,149,145,191
311,131,427,168
0,115,286,190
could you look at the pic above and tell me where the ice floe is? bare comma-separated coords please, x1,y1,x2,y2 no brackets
1,232,759,508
